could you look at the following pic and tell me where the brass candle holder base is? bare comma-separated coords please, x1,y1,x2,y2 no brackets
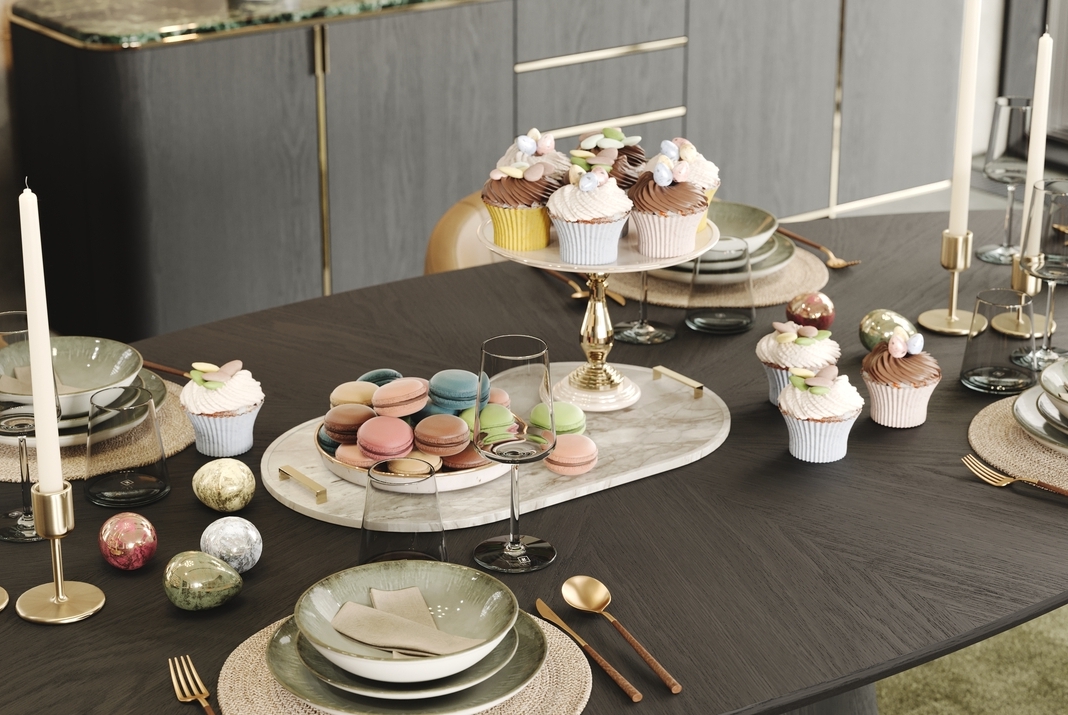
918,230,985,336
15,482,105,624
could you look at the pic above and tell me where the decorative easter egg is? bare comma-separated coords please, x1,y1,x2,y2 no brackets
679,143,698,162
578,172,600,192
907,333,925,354
163,551,242,611
536,134,554,155
98,512,157,570
672,161,690,182
192,458,256,512
859,309,918,351
888,335,908,358
786,292,836,330
660,139,679,161
653,162,674,187
515,134,537,156
201,517,262,574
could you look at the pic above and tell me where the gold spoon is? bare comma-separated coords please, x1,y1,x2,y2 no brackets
562,575,682,694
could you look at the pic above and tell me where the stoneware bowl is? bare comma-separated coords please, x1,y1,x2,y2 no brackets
704,200,778,254
0,336,142,416
1039,359,1068,419
294,560,518,683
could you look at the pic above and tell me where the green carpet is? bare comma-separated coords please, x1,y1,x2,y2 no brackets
877,605,1068,714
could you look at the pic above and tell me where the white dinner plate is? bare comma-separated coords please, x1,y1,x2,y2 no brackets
1012,384,1068,455
1036,392,1068,437
649,233,795,285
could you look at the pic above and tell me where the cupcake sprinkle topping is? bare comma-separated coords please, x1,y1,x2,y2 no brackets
189,360,243,390
771,320,833,346
788,365,839,395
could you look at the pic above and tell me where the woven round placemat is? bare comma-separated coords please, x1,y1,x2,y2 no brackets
968,397,1068,487
217,615,592,715
0,380,195,483
609,246,829,308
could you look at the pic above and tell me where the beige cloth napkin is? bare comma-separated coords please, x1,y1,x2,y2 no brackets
331,586,484,657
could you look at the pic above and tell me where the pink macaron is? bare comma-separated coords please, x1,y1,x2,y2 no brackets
545,434,598,476
357,416,414,462
488,387,510,407
372,378,429,418
335,442,378,469
414,414,471,456
441,443,491,470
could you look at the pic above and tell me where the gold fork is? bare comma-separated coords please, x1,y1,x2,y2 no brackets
961,454,1068,497
168,655,217,715
778,226,861,268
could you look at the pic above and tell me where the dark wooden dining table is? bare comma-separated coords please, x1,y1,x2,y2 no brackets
1,209,1066,715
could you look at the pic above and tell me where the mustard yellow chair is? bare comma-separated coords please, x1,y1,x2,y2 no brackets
424,191,504,274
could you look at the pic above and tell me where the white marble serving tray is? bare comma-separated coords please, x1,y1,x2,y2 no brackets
260,363,730,531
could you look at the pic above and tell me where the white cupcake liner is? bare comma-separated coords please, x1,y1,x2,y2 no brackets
864,377,940,428
550,215,628,265
185,402,263,457
763,364,791,405
631,210,703,258
782,410,860,463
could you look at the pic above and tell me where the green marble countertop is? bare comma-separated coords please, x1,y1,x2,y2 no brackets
12,0,455,47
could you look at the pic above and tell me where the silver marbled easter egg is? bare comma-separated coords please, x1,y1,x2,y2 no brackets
200,517,262,574
859,309,918,351
192,458,256,512
163,550,243,610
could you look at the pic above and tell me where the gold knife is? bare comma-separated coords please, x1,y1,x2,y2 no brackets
535,598,642,703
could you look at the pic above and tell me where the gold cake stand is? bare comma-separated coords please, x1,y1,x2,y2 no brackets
478,220,720,411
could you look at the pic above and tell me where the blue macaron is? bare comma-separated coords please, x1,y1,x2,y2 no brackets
428,369,490,411
356,368,403,387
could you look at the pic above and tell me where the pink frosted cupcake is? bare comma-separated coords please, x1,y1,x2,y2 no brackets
627,156,708,258
862,329,941,428
778,366,864,463
755,321,842,405
180,360,265,457
547,165,632,264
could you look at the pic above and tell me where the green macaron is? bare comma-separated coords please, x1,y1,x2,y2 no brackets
530,401,585,435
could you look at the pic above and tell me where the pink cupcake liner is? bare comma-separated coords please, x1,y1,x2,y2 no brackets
864,377,939,428
551,215,628,265
631,210,703,258
185,402,263,457
763,364,791,405
782,410,861,463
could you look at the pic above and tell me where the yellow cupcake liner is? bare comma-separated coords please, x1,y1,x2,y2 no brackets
485,204,551,251
696,186,719,233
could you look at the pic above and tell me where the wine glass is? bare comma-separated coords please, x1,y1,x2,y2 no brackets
472,334,557,573
1016,179,1068,369
613,271,675,344
976,97,1031,264
0,310,60,543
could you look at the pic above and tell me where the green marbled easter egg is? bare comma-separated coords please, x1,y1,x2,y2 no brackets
163,550,242,611
859,309,918,351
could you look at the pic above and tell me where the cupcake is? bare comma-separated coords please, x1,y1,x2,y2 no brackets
482,140,563,251
496,128,570,181
572,128,645,192
644,138,721,231
862,329,941,428
180,360,265,457
627,154,709,258
756,321,842,405
778,366,864,463
547,164,632,264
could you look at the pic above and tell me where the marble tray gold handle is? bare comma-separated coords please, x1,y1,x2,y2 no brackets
652,366,703,398
279,465,327,504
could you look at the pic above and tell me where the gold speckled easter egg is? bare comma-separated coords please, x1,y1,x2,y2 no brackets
192,458,256,512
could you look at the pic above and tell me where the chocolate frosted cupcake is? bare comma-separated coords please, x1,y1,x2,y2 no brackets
482,147,563,251
645,138,721,231
862,329,941,428
571,127,645,192
628,160,709,258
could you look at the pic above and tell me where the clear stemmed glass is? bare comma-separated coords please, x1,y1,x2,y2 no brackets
613,271,676,344
472,334,557,573
1017,179,1068,369
976,97,1031,264
0,310,60,543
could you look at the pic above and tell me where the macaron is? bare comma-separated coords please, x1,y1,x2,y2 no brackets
389,450,444,474
473,403,517,444
530,401,585,435
414,414,471,456
335,442,378,469
412,401,461,422
357,415,414,462
428,369,491,411
372,377,429,417
357,368,404,387
317,425,341,456
442,442,491,470
545,434,598,475
329,381,378,407
488,387,510,407
323,404,377,444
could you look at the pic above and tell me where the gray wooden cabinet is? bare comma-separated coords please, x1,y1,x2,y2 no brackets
685,0,840,219
325,1,513,293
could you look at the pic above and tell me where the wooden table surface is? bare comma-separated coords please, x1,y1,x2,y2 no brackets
1,210,1065,715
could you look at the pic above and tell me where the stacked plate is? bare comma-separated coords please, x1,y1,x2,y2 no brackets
266,560,549,714
649,201,790,286
1014,359,1068,456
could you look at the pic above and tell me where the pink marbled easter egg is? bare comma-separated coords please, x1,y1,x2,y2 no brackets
99,512,158,570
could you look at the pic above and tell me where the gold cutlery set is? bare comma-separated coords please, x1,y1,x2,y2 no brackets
168,655,217,714
961,454,1068,498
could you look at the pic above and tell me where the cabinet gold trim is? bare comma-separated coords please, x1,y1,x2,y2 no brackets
514,36,688,74
546,107,687,140
314,24,333,296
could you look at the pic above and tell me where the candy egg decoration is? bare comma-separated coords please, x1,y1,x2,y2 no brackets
859,309,918,351
200,517,262,574
98,512,157,570
787,292,836,330
192,458,256,513
515,133,538,157
653,162,674,187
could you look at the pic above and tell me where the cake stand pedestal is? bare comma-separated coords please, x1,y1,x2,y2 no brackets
478,220,720,411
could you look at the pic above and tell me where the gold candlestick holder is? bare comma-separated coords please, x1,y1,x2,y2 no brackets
990,255,1055,337
16,481,105,624
918,229,987,336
